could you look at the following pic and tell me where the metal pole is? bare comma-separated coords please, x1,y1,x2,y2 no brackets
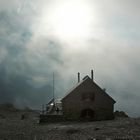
78,72,80,83
53,72,55,106
91,70,94,81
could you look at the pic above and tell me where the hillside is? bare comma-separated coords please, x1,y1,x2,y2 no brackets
0,104,140,140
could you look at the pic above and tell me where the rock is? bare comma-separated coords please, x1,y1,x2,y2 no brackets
66,129,81,134
114,110,129,118
94,127,100,131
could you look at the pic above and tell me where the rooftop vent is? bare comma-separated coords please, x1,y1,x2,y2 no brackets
91,70,94,81
78,72,80,83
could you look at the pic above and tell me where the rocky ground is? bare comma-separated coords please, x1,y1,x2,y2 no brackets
0,104,140,140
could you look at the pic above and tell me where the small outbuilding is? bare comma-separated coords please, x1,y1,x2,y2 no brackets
61,70,116,121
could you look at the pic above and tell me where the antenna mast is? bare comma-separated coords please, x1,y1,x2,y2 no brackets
53,72,55,106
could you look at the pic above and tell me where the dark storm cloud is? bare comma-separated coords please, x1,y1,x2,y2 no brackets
0,10,63,108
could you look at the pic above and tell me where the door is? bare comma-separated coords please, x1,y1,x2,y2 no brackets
81,109,95,119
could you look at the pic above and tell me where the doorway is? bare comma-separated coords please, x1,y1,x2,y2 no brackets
81,109,95,119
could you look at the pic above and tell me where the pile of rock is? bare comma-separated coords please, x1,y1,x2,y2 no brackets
114,110,129,118
0,103,19,112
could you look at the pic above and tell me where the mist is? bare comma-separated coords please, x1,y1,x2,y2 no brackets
0,0,140,117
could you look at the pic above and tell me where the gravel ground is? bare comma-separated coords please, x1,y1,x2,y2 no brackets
0,110,140,140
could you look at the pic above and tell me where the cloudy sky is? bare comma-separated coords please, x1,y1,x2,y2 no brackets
0,0,140,117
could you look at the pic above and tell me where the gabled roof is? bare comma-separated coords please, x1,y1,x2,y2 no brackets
61,76,116,103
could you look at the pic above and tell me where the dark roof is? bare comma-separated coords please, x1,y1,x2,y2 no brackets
61,76,116,103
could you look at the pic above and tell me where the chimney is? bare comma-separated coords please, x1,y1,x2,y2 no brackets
78,72,80,83
91,70,94,81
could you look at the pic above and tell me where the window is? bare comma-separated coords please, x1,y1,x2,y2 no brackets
81,92,95,101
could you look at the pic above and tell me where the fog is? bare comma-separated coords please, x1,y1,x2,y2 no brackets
0,0,140,117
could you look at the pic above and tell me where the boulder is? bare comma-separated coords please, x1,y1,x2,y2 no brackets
114,110,129,118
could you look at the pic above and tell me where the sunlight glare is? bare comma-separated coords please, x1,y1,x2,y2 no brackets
46,1,93,41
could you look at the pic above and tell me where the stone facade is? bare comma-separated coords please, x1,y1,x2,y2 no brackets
61,76,116,121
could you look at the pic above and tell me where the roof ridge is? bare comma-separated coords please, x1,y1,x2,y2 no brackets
61,76,116,104
61,76,91,101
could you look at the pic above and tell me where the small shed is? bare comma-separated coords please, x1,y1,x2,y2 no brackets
61,71,116,121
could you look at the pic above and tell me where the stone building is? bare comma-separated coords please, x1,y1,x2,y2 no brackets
61,71,116,120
